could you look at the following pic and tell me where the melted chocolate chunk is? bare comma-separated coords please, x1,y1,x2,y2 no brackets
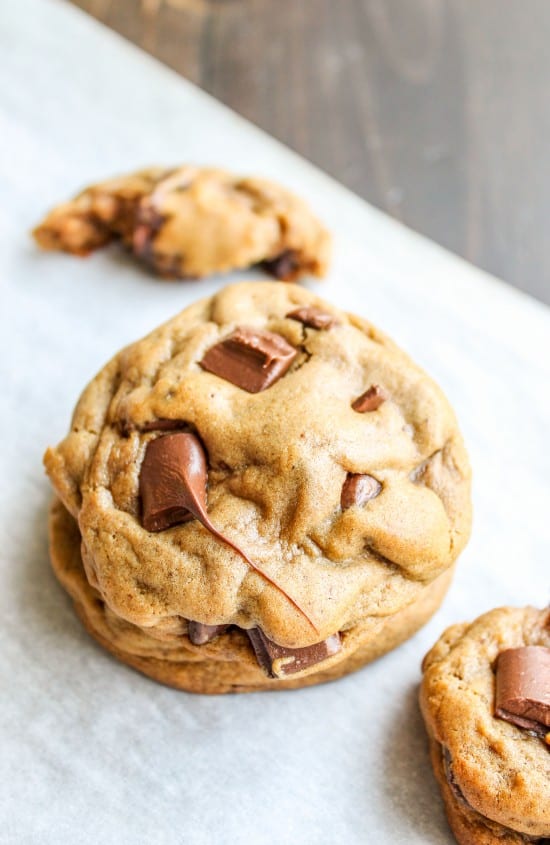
352,385,387,413
139,433,208,532
200,327,297,393
188,621,229,645
139,433,262,562
263,250,300,281
341,474,381,509
286,305,338,330
495,646,550,733
247,628,341,678
139,433,319,632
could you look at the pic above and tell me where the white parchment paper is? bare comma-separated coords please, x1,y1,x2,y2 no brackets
1,2,549,842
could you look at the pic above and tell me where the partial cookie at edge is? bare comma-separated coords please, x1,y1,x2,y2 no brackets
420,606,550,843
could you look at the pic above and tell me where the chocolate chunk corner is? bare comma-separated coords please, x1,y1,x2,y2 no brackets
495,646,550,734
247,628,341,678
352,385,387,413
286,305,338,330
341,474,381,510
200,327,297,393
188,621,229,645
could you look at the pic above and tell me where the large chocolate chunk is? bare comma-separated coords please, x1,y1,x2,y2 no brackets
341,474,381,509
139,433,319,632
286,305,338,330
247,628,341,678
495,646,550,733
139,432,256,554
352,385,387,413
188,621,229,645
200,327,297,393
139,433,206,532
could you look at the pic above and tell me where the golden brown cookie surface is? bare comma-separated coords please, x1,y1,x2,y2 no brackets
45,281,471,689
420,606,550,843
32,166,330,281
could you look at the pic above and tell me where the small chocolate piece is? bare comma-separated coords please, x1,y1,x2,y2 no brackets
263,250,300,281
139,433,319,632
188,621,229,645
141,419,188,432
341,474,382,509
352,385,387,413
247,628,341,678
200,327,297,393
132,205,164,262
442,747,471,809
495,646,550,733
286,305,338,330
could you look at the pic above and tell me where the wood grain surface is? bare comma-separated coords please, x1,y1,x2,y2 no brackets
69,0,550,304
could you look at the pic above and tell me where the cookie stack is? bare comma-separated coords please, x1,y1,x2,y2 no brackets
44,280,471,693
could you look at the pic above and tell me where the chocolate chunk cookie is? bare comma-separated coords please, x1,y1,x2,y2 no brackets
45,281,471,693
420,606,550,844
32,166,330,281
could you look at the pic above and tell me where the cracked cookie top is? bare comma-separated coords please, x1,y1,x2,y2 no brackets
32,165,331,281
44,281,471,646
421,606,550,838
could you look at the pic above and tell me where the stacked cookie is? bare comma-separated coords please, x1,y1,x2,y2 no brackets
44,281,471,693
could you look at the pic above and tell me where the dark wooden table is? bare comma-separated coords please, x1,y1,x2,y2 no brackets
70,0,550,305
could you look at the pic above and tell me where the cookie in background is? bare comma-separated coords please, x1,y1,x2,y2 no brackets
32,165,331,281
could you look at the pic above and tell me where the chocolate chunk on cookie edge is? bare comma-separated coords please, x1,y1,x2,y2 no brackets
247,628,341,678
188,621,229,645
495,646,550,732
